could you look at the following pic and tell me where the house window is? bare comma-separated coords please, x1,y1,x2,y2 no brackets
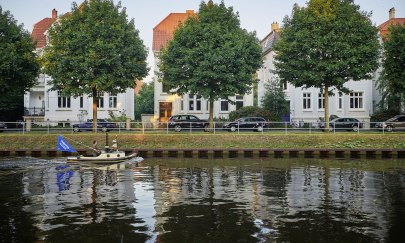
109,93,117,108
318,93,325,109
303,93,311,110
180,97,184,112
221,98,229,111
236,95,244,110
350,92,363,109
206,101,209,112
162,82,170,93
282,81,288,90
57,91,71,108
97,92,104,108
79,96,84,108
338,92,343,110
189,95,201,111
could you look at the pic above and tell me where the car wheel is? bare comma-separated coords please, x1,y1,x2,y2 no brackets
174,125,182,132
73,127,80,132
386,125,393,132
329,126,334,132
256,125,263,132
203,124,209,132
102,127,107,132
230,126,237,132
352,125,358,132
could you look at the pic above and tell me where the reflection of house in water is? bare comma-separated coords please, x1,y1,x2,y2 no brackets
22,167,138,231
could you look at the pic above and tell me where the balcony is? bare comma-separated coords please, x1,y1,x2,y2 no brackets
24,107,45,116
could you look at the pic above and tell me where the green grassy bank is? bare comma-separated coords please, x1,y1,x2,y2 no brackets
0,133,404,150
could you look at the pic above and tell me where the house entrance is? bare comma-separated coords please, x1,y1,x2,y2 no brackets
159,102,172,123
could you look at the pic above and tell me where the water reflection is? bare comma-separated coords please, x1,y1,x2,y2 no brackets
0,157,404,242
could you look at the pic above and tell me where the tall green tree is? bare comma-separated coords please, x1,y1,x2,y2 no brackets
0,7,39,118
159,0,262,128
134,82,154,120
377,23,405,112
274,0,380,130
42,0,148,131
261,77,289,121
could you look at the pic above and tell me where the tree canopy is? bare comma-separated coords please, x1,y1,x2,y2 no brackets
377,23,405,112
42,0,148,129
0,7,39,118
274,0,380,129
261,77,289,121
159,0,262,127
134,82,154,120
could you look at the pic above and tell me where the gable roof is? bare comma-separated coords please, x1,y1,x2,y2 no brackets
153,10,195,52
260,31,280,55
32,17,57,49
378,18,405,41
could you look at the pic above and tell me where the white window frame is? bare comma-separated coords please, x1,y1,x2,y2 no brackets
189,95,202,112
337,92,343,111
221,98,229,112
349,92,364,110
109,93,117,108
318,92,325,110
303,92,312,110
97,92,104,108
57,91,71,108
235,95,244,110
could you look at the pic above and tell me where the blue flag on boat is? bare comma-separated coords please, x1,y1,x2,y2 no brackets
57,135,77,153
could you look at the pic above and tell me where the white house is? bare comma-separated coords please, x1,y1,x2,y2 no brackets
152,10,254,123
24,9,135,124
256,14,399,126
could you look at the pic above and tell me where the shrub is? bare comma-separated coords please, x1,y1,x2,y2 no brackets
370,109,399,122
228,106,271,121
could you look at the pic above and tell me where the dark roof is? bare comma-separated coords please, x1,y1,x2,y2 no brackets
260,31,280,55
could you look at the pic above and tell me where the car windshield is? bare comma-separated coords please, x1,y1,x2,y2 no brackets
386,116,400,122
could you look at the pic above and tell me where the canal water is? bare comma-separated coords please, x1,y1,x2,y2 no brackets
0,157,404,243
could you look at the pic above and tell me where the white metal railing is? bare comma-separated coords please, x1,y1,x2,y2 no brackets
0,121,404,134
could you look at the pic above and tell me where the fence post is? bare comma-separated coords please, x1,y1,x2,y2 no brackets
142,122,145,134
285,122,287,134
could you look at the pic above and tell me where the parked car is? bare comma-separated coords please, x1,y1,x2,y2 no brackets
168,115,209,132
72,119,116,132
375,115,405,132
0,121,7,132
320,117,363,132
223,117,268,132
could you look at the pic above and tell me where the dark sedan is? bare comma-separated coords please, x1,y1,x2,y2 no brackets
223,117,268,132
168,115,209,132
375,115,405,132
320,117,363,132
73,119,116,132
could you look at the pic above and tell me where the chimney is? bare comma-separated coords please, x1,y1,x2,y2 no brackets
52,8,58,19
186,9,194,14
271,22,280,32
389,7,395,19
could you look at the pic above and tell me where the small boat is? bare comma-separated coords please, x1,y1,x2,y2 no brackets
67,151,139,163
57,134,143,164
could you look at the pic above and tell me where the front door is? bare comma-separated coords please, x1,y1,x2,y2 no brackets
159,102,172,123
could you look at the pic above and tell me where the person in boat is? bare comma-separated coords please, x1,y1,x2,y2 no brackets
111,139,118,151
92,140,101,156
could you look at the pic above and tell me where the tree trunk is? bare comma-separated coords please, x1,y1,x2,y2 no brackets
324,85,329,132
92,88,98,133
209,99,214,131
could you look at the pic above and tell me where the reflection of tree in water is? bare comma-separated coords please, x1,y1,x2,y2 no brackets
39,168,152,243
0,173,38,242
158,202,259,242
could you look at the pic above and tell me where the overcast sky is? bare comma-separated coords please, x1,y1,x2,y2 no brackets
2,0,404,83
